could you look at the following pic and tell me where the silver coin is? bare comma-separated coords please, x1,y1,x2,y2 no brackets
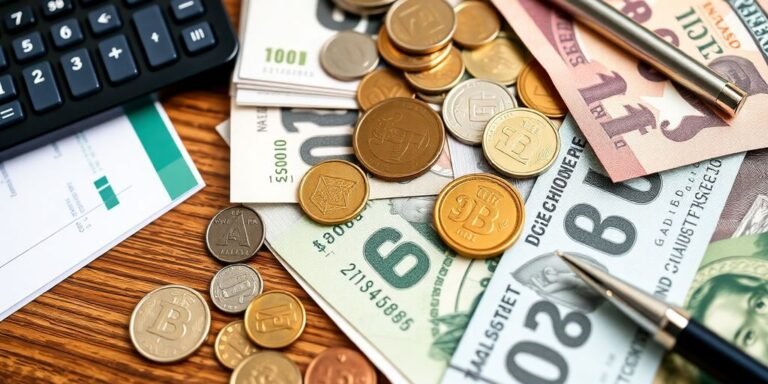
206,206,265,263
210,264,264,314
320,31,380,81
442,79,518,145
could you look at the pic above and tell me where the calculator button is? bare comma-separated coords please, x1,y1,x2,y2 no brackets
133,5,177,68
98,35,138,83
13,32,46,62
182,22,216,54
0,75,16,102
125,0,149,5
4,5,36,32
42,0,73,18
61,49,101,98
0,49,7,71
88,5,122,36
51,19,84,49
0,101,24,129
171,0,205,21
22,62,63,112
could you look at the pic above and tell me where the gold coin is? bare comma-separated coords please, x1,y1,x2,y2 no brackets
129,285,211,363
305,347,377,384
244,290,307,349
215,320,260,370
462,38,527,85
377,26,451,72
433,173,525,258
385,0,456,54
353,98,445,181
230,351,302,384
357,67,414,111
416,91,447,104
482,108,560,177
517,61,567,118
404,47,465,94
298,160,369,225
453,1,500,49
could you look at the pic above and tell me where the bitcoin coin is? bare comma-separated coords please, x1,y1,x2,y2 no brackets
129,285,211,363
404,47,465,94
357,67,414,111
206,206,265,263
215,320,260,370
230,351,302,384
517,61,568,118
433,173,525,258
482,108,560,177
443,79,517,145
210,264,264,314
453,1,500,49
320,31,379,81
462,38,527,85
377,26,451,72
305,347,377,384
385,0,456,54
353,98,445,181
244,290,307,349
298,160,369,225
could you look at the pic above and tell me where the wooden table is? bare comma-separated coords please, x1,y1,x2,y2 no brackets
0,1,379,382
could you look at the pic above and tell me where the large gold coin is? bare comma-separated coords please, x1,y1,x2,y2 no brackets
305,347,377,384
404,47,465,94
357,67,414,111
298,160,369,225
482,108,560,177
353,98,445,181
453,1,500,49
462,38,527,85
244,290,306,349
230,351,302,384
517,61,567,118
385,0,456,54
215,320,260,370
433,173,524,258
377,26,451,72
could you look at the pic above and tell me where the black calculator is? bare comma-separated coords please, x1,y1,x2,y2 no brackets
0,0,238,161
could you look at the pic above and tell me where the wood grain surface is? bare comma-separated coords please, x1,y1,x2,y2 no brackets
0,1,384,382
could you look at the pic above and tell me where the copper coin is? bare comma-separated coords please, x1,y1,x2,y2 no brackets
385,0,456,54
305,347,377,384
377,26,451,72
453,1,501,49
517,60,567,118
356,67,414,111
404,46,465,94
297,160,370,225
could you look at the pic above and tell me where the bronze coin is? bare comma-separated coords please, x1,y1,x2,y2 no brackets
377,26,451,72
356,67,414,111
305,347,377,384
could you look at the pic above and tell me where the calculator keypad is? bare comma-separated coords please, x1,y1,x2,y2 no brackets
60,48,100,98
22,62,62,112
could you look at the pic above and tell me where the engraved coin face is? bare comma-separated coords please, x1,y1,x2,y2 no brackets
230,351,302,384
482,108,560,177
443,79,517,145
244,290,307,349
215,320,260,370
298,160,369,225
129,285,211,363
453,1,500,49
404,46,465,94
305,347,377,384
357,67,414,111
210,264,264,314
353,98,445,181
433,173,525,258
377,26,451,72
517,60,568,118
320,30,379,81
463,38,527,85
206,206,265,263
385,0,456,54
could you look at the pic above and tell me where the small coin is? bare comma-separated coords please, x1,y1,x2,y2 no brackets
453,1,501,49
215,320,260,370
482,108,560,177
206,206,265,264
298,160,369,225
353,98,445,181
210,264,264,314
230,351,302,384
433,173,525,258
463,38,527,85
416,91,447,104
385,0,456,54
517,61,567,118
320,30,379,81
129,285,211,363
244,290,307,349
377,26,451,72
305,347,377,384
357,67,414,111
443,79,517,145
404,46,465,94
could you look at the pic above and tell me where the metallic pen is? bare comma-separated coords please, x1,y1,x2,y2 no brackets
545,0,747,116
557,251,768,384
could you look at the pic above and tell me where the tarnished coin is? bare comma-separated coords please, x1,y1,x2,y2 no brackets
404,46,465,94
357,67,414,111
353,98,445,181
210,264,264,314
443,79,517,145
517,61,568,118
206,206,265,263
244,290,307,349
453,1,500,49
129,285,211,363
385,0,456,54
463,38,527,85
215,320,260,370
482,108,560,177
305,347,377,384
298,160,369,225
230,351,302,384
433,173,525,258
377,26,451,72
320,31,379,81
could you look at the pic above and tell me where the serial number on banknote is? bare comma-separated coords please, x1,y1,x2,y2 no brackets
312,203,372,252
339,262,415,331
269,139,294,184
264,48,308,66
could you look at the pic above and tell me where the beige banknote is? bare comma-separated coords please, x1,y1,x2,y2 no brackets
713,149,768,241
